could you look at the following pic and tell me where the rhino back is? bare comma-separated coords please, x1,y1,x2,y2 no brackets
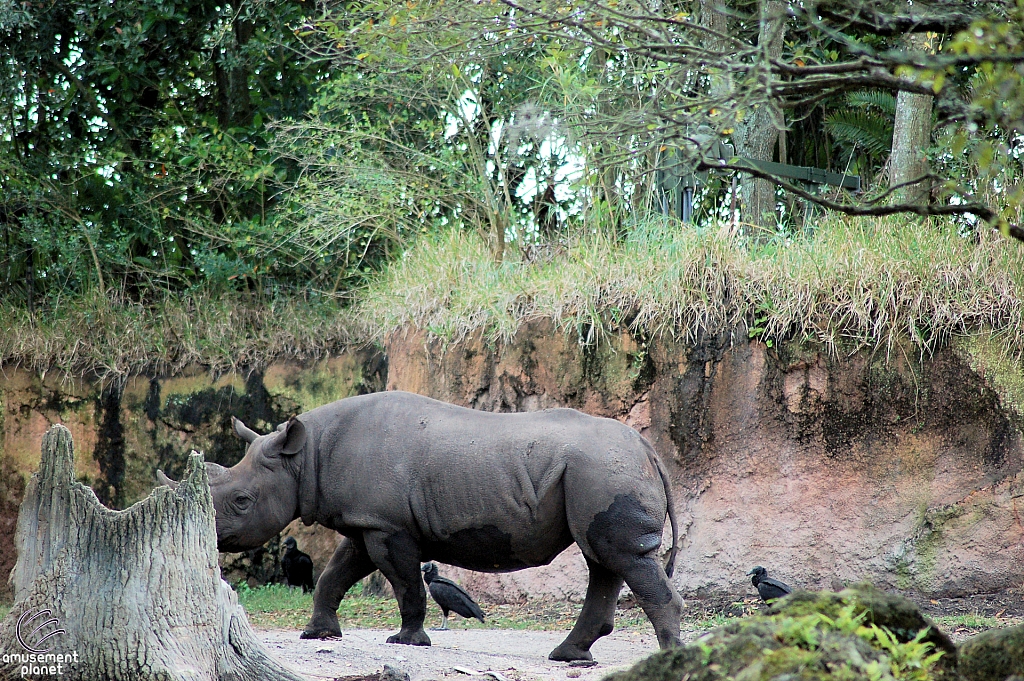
302,391,665,571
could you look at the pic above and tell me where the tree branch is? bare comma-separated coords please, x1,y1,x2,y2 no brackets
808,1,986,36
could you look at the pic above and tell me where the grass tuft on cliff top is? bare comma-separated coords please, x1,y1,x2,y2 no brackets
361,215,1024,358
0,291,366,379
4,214,1024,378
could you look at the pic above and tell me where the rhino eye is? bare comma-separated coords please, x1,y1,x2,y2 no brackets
231,492,255,512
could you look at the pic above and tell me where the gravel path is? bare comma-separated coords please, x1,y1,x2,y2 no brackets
256,591,1024,679
258,627,671,681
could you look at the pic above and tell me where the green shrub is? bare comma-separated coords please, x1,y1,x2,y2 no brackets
602,585,953,681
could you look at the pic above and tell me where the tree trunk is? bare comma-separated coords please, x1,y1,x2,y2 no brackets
890,33,933,205
1,425,303,681
733,0,786,235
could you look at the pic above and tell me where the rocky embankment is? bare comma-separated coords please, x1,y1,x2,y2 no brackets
2,324,1022,604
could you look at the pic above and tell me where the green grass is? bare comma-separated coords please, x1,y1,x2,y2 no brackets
0,604,9,621
6,215,1024,378
360,215,1024,358
235,583,662,632
237,584,394,630
687,611,737,631
933,613,1011,631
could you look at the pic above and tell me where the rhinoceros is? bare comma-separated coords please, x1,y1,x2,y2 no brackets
159,390,681,661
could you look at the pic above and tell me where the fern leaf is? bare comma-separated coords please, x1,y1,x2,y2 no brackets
824,110,893,157
846,90,897,115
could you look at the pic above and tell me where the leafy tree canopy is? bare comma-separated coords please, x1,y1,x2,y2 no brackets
2,0,1023,313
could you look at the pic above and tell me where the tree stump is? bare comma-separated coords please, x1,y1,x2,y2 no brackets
0,424,303,681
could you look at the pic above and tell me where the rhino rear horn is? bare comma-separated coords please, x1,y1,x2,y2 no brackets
156,470,179,489
232,416,259,444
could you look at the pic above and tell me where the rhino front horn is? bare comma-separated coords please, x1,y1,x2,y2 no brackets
156,470,179,489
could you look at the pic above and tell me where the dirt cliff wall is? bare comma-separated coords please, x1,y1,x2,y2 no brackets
0,350,386,600
386,322,1024,603
3,321,1022,605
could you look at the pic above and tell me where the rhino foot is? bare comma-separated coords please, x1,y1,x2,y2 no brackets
386,630,431,646
300,628,342,640
548,643,594,662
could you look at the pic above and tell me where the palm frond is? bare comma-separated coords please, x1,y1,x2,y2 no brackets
824,110,893,157
846,90,897,115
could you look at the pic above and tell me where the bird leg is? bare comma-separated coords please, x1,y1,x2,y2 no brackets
432,612,449,631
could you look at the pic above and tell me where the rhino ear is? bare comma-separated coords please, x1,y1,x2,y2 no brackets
266,417,306,457
232,416,259,444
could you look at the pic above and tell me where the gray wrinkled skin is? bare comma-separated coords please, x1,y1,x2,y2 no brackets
161,391,682,661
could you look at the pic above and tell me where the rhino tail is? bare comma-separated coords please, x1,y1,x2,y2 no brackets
647,444,679,579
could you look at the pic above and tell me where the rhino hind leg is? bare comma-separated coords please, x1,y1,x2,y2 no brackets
617,554,682,650
549,559,624,662
570,494,683,656
365,529,432,646
301,536,376,639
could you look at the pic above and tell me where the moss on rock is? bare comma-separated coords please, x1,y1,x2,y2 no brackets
954,331,1024,421
773,584,956,663
958,623,1024,681
603,585,953,681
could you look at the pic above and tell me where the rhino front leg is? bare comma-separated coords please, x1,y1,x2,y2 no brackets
364,529,431,646
549,559,624,661
301,536,376,639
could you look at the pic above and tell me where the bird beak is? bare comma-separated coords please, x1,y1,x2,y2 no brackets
746,569,755,576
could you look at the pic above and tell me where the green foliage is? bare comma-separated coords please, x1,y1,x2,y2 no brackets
603,585,951,681
824,91,897,174
297,1,579,262
2,0,1024,349
0,0,350,304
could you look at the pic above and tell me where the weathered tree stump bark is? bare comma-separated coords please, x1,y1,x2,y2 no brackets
0,424,303,681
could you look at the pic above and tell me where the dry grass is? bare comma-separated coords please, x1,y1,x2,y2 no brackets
360,216,1024,358
3,215,1023,379
0,291,367,381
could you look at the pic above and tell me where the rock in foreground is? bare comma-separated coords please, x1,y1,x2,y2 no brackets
603,584,955,681
958,623,1024,681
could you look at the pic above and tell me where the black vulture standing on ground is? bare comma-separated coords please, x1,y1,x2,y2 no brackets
281,536,316,593
421,562,485,630
747,566,792,603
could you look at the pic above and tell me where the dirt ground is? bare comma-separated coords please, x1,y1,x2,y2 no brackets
915,591,1024,619
256,591,1024,681
258,627,668,681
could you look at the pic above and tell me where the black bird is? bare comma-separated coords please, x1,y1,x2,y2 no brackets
421,562,485,630
747,566,792,603
281,537,316,593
